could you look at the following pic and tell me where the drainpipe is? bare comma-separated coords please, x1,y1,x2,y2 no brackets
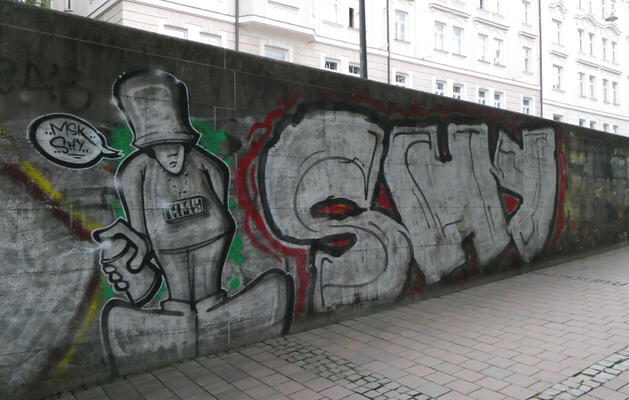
235,0,240,51
386,0,391,84
538,0,543,117
359,0,368,79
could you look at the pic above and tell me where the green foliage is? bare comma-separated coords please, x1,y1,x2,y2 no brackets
22,0,50,7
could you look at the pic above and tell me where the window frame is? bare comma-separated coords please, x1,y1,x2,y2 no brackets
434,21,445,51
395,10,408,41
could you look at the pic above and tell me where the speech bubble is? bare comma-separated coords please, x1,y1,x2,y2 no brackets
28,113,121,168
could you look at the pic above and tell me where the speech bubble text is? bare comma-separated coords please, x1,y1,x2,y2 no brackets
28,113,121,168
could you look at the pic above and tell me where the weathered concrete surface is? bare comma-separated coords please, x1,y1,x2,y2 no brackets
1,3,628,399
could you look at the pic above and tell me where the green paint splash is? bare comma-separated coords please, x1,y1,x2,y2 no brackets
98,280,116,301
227,272,242,290
108,125,134,161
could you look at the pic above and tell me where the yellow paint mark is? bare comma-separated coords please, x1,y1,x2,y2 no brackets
49,286,103,381
568,151,585,165
17,162,105,380
0,127,3,135
20,162,63,202
19,162,102,231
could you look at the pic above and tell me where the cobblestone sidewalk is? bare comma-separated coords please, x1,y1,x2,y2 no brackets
48,246,629,400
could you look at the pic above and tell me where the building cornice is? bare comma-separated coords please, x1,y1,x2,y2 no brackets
389,52,540,91
473,17,509,31
550,49,569,59
428,2,471,20
576,57,624,75
115,0,236,24
543,98,629,121
574,13,621,36
239,15,316,40
518,30,538,40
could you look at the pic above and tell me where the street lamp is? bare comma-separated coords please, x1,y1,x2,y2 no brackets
605,12,618,22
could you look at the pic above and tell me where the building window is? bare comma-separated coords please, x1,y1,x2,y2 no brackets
604,123,609,132
478,89,487,105
589,0,593,13
199,33,222,46
494,92,503,108
479,0,485,9
493,38,503,65
522,97,531,114
553,114,563,121
553,19,561,45
434,22,445,50
579,0,583,9
523,46,531,72
322,0,338,23
613,125,619,134
348,63,360,75
324,58,339,71
522,0,530,24
589,75,596,98
613,81,618,103
349,7,355,28
495,0,501,14
602,38,608,61
553,65,562,90
603,79,609,102
395,73,408,87
590,120,596,129
164,25,187,39
579,72,586,96
589,33,595,56
453,84,463,99
578,29,584,52
265,45,288,61
435,80,446,96
478,34,488,61
395,10,407,41
579,119,586,126
602,0,606,18
453,26,463,55
612,41,617,63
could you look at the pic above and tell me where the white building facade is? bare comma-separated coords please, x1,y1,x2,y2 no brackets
541,0,629,135
48,0,628,136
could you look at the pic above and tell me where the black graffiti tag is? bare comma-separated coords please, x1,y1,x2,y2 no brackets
0,58,92,112
0,57,16,94
22,61,92,112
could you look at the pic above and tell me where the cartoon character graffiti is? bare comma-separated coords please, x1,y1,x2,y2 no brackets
93,71,293,374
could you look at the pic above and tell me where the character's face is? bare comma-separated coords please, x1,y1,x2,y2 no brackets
263,110,411,312
154,143,185,174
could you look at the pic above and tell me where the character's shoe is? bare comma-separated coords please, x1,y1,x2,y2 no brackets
196,269,294,354
101,299,196,375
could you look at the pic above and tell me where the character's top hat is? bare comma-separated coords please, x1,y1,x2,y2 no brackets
113,70,199,148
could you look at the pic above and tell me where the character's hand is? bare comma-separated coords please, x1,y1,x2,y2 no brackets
93,218,150,271
102,261,131,293
95,233,160,307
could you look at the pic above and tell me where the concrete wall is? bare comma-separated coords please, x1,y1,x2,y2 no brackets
1,3,628,399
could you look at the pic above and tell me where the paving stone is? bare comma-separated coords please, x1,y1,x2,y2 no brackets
415,382,449,398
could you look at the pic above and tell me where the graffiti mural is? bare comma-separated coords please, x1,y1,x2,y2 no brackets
90,71,293,374
11,67,563,392
260,105,559,311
